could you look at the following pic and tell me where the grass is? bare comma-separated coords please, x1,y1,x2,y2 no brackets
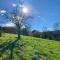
0,33,60,60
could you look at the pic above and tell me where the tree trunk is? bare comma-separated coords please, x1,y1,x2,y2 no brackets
0,26,2,37
18,30,20,39
17,22,21,40
0,32,2,37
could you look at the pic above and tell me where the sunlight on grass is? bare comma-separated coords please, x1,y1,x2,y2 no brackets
0,33,60,60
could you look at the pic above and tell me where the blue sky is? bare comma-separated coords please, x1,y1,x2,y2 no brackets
0,0,60,31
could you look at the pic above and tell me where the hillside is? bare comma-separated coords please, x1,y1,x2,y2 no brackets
0,33,60,60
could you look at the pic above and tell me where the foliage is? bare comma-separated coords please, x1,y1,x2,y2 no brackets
29,30,41,38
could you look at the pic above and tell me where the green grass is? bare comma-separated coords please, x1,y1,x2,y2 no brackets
0,33,60,60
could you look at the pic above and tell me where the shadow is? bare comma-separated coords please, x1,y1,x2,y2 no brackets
14,51,25,60
0,38,25,60
32,51,41,60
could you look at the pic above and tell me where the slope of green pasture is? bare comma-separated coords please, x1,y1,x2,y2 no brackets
0,33,60,60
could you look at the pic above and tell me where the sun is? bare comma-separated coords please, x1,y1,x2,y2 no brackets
22,6,28,13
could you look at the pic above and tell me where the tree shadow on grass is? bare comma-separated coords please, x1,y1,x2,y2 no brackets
0,38,25,60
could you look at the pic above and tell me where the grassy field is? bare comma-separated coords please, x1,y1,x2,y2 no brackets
0,33,60,60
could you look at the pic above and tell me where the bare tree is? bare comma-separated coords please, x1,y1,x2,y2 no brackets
0,1,32,40
0,1,32,60
53,23,60,31
43,26,48,32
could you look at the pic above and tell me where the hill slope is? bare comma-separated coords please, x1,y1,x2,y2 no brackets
0,33,60,60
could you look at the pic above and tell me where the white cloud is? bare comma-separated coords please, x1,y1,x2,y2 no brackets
3,22,15,27
0,10,6,13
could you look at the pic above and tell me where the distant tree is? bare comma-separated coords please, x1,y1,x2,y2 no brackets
31,30,41,38
43,26,48,32
42,26,48,39
53,23,60,31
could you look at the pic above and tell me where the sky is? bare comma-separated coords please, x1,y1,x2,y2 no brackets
0,0,60,31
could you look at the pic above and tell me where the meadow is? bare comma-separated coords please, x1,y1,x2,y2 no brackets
0,33,60,60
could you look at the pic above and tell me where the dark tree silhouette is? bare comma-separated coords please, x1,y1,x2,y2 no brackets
43,26,48,32
0,26,2,37
53,23,60,31
0,1,32,40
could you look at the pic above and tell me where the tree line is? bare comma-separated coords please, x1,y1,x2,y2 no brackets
0,22,60,40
